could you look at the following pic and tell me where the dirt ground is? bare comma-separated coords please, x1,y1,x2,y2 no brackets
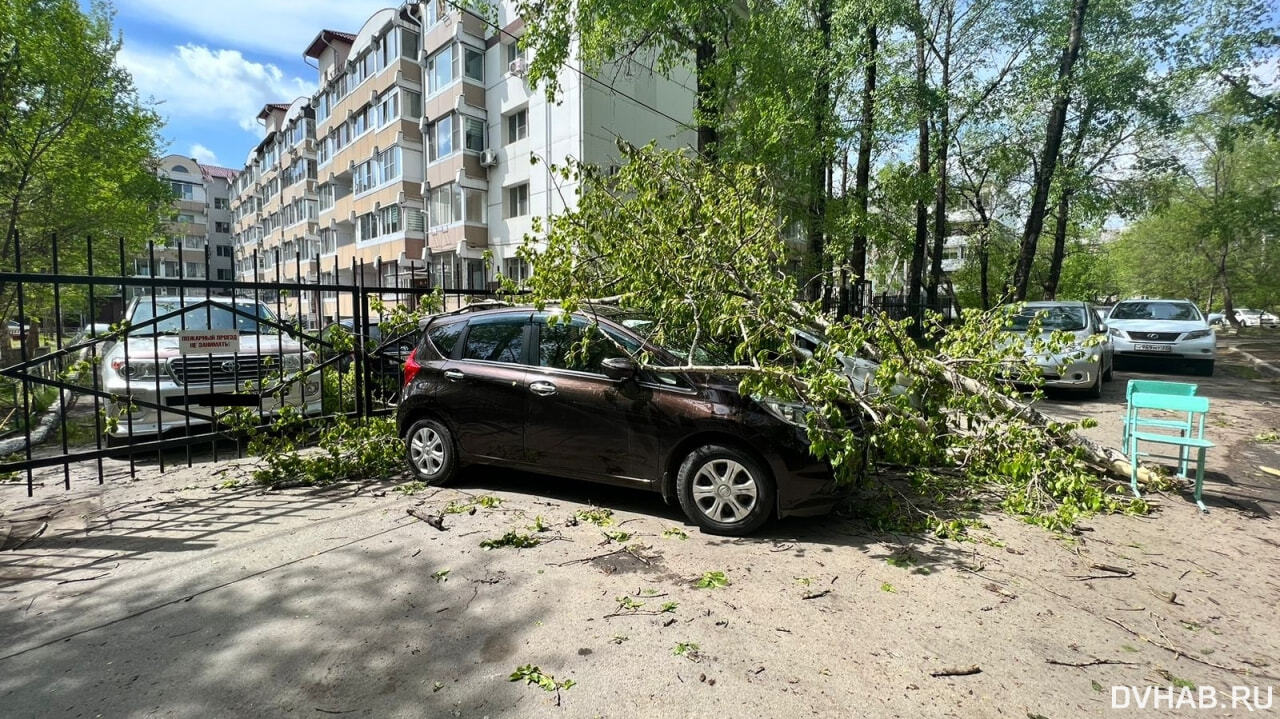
1,337,1278,718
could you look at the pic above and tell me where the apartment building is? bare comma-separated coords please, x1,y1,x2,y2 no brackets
143,155,237,299
232,0,695,325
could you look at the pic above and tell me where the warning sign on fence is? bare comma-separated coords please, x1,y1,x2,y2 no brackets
178,329,240,354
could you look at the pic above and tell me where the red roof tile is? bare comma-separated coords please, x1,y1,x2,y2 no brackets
305,29,357,59
200,165,238,181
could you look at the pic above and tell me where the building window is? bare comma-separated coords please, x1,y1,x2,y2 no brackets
464,117,485,152
377,89,399,127
464,46,484,82
429,184,460,227
428,115,457,161
216,268,233,280
401,28,419,60
213,197,228,210
171,164,190,174
176,213,195,223
216,244,232,257
403,90,422,120
357,212,377,242
379,205,400,235
215,221,231,233
506,109,527,144
319,182,334,211
424,0,446,27
170,181,195,200
427,44,458,95
503,258,529,284
464,188,485,223
505,41,522,66
380,146,400,181
353,159,376,194
184,262,205,278
505,183,529,218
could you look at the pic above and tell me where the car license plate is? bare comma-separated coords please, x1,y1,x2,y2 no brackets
1132,343,1172,352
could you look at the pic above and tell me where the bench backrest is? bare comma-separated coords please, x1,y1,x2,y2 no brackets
1126,379,1197,400
1130,392,1210,414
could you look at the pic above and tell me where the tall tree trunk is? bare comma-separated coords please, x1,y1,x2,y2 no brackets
809,0,833,302
908,17,930,332
852,23,878,285
1009,0,1090,300
978,227,991,310
694,35,719,158
1042,186,1072,300
927,7,954,310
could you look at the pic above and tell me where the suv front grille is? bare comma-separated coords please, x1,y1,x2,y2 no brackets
170,355,269,385
1127,331,1181,342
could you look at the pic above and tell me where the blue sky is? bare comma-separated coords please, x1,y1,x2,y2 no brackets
99,1,387,170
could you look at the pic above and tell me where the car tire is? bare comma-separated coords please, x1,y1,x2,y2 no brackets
1102,356,1114,382
404,418,456,484
1083,370,1103,399
676,445,775,536
1194,360,1214,377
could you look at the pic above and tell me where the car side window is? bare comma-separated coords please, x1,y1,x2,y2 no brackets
426,320,465,357
462,317,527,363
537,320,626,373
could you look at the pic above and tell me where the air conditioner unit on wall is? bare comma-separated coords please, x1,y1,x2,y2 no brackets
508,58,527,77
479,149,497,167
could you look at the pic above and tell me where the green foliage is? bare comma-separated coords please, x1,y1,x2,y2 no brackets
880,582,897,593
525,145,1148,532
659,601,678,613
509,664,576,694
480,531,541,550
574,507,614,527
694,571,730,589
1255,430,1279,443
672,642,701,661
475,495,503,509
394,481,430,496
601,529,631,544
431,569,449,583
661,526,689,540
615,595,644,612
223,407,403,489
528,515,550,532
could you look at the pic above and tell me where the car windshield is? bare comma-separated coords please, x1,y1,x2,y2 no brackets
1005,306,1088,332
1110,302,1200,321
616,317,733,366
129,300,280,335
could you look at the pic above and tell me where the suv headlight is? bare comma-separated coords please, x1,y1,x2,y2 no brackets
111,358,160,380
1183,329,1212,340
759,398,812,427
1108,328,1126,339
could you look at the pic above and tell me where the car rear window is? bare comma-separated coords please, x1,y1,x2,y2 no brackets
426,320,465,357
461,317,526,363
1110,302,1200,321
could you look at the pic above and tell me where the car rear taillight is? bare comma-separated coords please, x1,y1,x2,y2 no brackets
403,347,420,387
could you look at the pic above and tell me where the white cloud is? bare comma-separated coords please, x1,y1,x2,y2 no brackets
117,0,382,59
119,43,315,133
189,143,220,165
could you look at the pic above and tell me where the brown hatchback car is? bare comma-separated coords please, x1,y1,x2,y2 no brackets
396,306,843,535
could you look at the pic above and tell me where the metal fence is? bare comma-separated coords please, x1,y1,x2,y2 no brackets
0,233,505,496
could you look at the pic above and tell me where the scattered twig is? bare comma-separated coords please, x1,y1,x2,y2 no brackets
551,546,652,567
1070,569,1134,581
1090,563,1132,575
1103,616,1275,678
9,521,47,550
1046,657,1141,668
930,665,981,677
802,590,832,600
406,508,445,530
55,564,118,584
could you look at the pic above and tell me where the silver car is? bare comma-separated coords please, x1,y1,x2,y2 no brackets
101,296,320,442
1004,301,1113,397
1106,299,1216,376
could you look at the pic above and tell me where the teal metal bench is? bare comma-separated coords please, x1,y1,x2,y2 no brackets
1122,380,1198,451
1127,391,1213,512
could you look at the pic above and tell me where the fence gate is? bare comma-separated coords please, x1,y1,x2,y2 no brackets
0,234,501,496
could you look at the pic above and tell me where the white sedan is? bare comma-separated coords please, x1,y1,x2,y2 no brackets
1106,299,1216,376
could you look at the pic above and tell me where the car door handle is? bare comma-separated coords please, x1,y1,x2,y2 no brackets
443,369,464,381
529,380,557,396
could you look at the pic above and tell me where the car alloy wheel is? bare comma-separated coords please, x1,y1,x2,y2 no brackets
691,459,759,523
677,445,775,535
404,418,456,483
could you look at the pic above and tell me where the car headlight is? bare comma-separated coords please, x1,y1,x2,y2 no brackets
1183,329,1212,340
111,358,160,380
758,398,812,427
1108,328,1126,339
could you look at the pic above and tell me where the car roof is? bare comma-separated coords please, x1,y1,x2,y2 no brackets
1021,300,1088,307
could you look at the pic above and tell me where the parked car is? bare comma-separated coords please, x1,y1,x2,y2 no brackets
101,296,320,443
7,319,30,343
397,305,845,535
1002,301,1113,398
319,319,417,403
1105,299,1216,375
1206,312,1227,326
1232,308,1279,328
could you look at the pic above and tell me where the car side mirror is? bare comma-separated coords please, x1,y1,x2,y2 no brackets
601,356,638,381
1097,323,1108,334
